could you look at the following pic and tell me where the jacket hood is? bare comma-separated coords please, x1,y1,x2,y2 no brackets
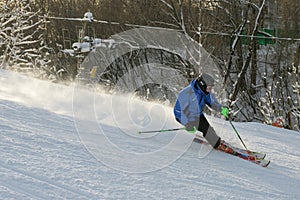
191,79,209,95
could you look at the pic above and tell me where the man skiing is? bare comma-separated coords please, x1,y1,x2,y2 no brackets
173,73,270,167
174,73,229,149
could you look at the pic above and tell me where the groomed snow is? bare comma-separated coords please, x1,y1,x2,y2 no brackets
0,70,299,199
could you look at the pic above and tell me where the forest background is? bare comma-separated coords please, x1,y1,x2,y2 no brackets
0,0,299,131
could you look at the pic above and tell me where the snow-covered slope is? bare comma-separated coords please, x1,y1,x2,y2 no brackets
0,70,299,199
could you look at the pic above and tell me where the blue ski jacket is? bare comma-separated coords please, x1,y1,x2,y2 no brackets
174,79,222,125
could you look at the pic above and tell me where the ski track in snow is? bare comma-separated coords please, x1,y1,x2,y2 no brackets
0,70,299,199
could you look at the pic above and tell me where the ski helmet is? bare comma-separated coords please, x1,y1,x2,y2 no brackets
197,73,215,86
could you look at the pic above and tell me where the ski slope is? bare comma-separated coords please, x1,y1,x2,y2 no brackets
0,70,299,200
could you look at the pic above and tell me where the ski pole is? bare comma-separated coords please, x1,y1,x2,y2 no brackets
138,127,186,134
229,119,248,150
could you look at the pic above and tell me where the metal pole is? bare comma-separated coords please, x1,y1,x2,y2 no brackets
229,120,248,150
138,128,186,134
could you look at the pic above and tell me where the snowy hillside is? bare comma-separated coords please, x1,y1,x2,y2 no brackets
0,70,299,200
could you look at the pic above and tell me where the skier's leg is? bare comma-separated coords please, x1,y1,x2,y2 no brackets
198,115,221,149
205,126,221,148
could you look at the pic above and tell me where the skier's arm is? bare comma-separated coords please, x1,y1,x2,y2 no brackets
209,93,222,112
209,93,229,118
174,99,189,125
175,102,189,125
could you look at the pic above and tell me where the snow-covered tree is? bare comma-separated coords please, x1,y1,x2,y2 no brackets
0,0,44,71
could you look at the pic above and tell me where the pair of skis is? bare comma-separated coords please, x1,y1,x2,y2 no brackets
138,127,271,167
193,135,270,167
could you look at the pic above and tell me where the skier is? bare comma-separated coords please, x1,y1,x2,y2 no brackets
174,73,229,149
